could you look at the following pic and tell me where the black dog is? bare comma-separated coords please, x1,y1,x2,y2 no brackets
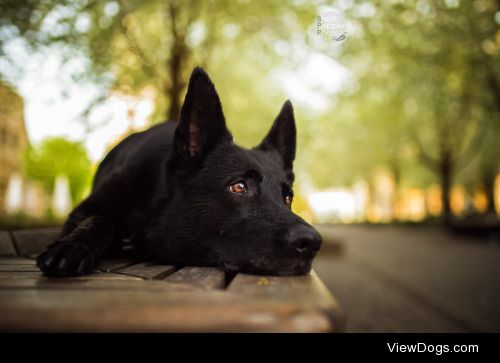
37,67,321,277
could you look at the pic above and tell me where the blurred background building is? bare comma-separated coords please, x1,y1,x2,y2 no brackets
0,81,28,214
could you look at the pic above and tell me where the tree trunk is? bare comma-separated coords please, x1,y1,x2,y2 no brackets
166,3,188,121
439,152,453,224
482,169,497,215
166,43,186,121
391,161,402,222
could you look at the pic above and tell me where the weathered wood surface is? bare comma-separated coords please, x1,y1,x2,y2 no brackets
11,228,60,256
97,259,136,272
230,271,340,309
0,231,16,256
0,288,336,332
115,262,177,279
0,257,36,264
165,266,226,289
0,228,343,332
0,264,40,272
0,271,142,280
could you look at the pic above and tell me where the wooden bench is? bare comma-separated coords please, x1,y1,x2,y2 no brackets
0,228,343,332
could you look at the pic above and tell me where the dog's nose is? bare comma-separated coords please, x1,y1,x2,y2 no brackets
285,225,321,255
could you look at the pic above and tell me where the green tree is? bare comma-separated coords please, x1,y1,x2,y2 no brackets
0,0,315,122
25,137,93,203
0,1,321,191
324,0,500,223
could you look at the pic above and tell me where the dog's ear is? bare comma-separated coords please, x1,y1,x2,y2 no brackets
258,100,296,171
173,67,232,163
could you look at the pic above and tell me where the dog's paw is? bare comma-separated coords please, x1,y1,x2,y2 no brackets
36,241,99,277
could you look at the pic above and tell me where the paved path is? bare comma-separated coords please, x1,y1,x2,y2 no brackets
313,225,500,332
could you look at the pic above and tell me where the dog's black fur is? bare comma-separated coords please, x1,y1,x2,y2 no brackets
36,67,321,277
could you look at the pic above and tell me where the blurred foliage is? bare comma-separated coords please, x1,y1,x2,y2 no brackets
304,0,500,220
292,191,314,223
24,137,92,203
0,0,316,145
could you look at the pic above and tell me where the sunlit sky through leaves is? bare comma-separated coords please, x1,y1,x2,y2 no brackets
2,35,349,163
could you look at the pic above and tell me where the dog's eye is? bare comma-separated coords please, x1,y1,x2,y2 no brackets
229,181,248,194
284,192,293,207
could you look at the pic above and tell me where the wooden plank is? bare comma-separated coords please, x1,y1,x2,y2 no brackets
228,270,343,330
0,265,40,272
0,258,36,265
58,273,143,281
0,255,342,332
0,288,335,332
0,271,45,279
165,267,225,289
98,259,136,272
115,262,176,279
228,270,335,306
0,231,16,257
0,271,142,280
11,228,61,256
0,277,189,291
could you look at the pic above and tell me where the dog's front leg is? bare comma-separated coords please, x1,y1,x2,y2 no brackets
37,213,115,277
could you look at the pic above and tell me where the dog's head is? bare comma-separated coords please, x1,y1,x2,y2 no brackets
150,67,321,275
